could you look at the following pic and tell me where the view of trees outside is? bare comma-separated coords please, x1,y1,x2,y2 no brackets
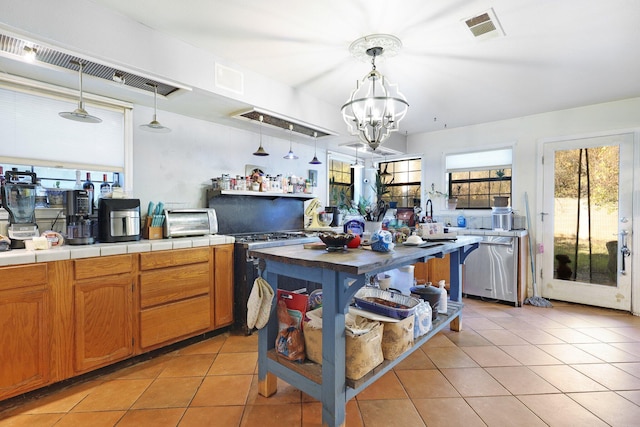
450,168,512,208
553,146,619,285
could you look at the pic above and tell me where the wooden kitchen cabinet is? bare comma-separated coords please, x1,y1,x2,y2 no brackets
73,255,135,373
414,254,450,286
138,247,213,350
213,244,233,328
0,264,51,400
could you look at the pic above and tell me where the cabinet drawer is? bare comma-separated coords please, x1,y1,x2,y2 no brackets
139,296,211,349
139,247,209,271
140,263,210,308
0,264,48,291
74,255,133,280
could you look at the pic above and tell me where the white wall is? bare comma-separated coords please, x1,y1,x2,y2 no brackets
132,105,328,210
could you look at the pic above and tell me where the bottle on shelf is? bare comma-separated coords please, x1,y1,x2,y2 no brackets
100,173,111,198
83,172,95,207
112,172,121,189
74,170,83,190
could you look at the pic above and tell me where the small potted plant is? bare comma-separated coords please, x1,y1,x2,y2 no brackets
493,169,509,207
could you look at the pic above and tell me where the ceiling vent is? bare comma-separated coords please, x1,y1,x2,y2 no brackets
464,8,505,40
0,33,183,96
232,108,334,138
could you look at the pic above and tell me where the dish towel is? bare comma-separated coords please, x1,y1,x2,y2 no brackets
247,277,274,330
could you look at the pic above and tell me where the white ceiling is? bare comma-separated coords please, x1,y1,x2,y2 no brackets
3,0,640,148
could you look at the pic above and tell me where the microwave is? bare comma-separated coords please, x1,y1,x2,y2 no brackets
163,208,218,238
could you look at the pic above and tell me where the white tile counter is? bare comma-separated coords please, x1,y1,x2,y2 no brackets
0,235,235,267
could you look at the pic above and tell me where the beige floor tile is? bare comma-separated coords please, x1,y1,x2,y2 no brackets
461,346,521,367
611,342,640,357
475,329,530,346
132,377,203,409
612,362,640,378
529,365,607,393
499,345,562,365
466,396,547,426
158,354,216,378
517,393,609,427
571,363,640,390
423,346,478,369
355,371,408,400
412,397,485,427
190,375,252,407
543,328,601,343
220,334,258,353
575,342,640,363
358,399,426,427
105,357,168,380
54,411,126,427
608,327,640,341
485,366,559,395
12,380,103,414
491,317,538,330
0,413,63,427
419,332,455,348
393,348,436,370
442,329,492,346
178,334,228,355
301,400,363,427
568,391,640,426
463,317,504,330
117,408,185,427
395,369,460,399
575,327,634,343
509,329,565,345
207,352,257,376
72,379,153,412
617,390,640,406
179,406,244,427
246,375,301,405
240,403,301,427
441,368,509,397
537,343,604,364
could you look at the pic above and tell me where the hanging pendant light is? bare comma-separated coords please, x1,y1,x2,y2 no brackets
140,83,171,133
309,132,322,164
341,34,408,151
350,144,364,169
253,115,269,156
283,124,298,160
59,60,102,123
380,155,391,178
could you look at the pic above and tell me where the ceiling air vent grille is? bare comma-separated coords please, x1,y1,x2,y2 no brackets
464,8,505,40
233,108,334,138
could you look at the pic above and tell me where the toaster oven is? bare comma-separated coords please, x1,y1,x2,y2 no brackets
163,208,218,238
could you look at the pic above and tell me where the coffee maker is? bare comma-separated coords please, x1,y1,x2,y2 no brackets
1,169,39,249
64,189,95,245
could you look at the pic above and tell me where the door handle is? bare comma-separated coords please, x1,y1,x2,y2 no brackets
620,230,631,275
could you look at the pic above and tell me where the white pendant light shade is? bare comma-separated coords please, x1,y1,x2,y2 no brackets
283,124,298,160
140,83,171,133
59,60,102,123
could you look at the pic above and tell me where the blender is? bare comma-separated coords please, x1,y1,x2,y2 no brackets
1,169,39,249
64,189,95,245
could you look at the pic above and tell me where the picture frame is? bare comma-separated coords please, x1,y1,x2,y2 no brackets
308,169,318,187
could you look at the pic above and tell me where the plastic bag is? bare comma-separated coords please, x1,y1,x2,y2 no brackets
413,301,432,338
370,229,395,252
275,300,305,362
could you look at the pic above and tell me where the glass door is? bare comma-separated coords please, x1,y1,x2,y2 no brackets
541,133,633,310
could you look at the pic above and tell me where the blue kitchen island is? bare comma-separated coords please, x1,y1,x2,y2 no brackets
249,235,481,427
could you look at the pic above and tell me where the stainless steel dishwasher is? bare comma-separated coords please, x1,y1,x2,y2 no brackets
463,235,519,306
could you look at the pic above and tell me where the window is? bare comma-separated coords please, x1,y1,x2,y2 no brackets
328,159,353,208
378,158,421,207
446,148,512,209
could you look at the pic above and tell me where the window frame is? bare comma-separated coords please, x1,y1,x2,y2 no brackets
377,158,421,208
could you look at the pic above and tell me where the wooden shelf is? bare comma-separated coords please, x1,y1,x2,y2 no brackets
266,301,464,391
207,189,315,199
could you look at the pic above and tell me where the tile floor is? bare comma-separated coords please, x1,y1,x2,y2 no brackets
2,298,640,426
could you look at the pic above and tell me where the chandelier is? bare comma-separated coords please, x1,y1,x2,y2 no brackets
341,34,409,151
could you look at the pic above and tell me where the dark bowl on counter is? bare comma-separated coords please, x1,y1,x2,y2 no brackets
318,232,355,250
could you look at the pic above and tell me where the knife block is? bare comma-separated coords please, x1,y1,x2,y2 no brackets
143,216,163,240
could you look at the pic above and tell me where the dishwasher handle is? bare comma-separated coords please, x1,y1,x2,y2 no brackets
479,241,513,247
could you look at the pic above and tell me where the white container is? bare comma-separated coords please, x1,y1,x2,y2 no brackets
389,265,415,295
437,280,448,314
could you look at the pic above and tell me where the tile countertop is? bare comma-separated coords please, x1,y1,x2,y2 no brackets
444,227,528,238
0,235,236,267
